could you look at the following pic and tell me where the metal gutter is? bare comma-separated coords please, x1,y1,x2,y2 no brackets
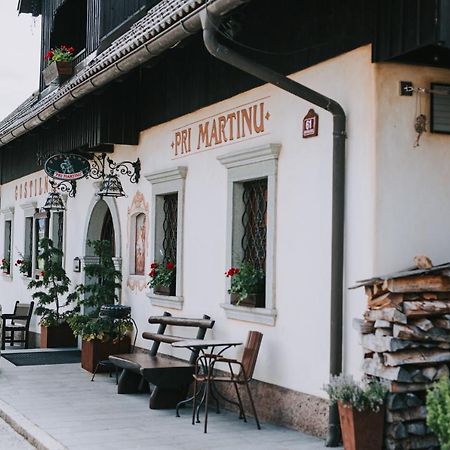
200,10,346,446
0,0,249,146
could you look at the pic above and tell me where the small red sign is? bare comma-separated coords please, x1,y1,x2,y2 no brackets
302,109,319,138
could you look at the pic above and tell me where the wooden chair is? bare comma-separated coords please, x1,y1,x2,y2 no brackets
1,301,34,350
192,331,263,433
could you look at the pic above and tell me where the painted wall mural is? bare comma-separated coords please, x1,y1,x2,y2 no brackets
127,191,149,292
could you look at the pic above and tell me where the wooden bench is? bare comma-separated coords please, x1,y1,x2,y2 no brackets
109,312,215,409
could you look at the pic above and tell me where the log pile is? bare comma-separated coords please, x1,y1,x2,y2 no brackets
354,268,450,450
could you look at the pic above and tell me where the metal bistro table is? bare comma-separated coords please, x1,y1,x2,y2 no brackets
172,339,243,431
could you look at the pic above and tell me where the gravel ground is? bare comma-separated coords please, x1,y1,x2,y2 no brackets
0,417,35,449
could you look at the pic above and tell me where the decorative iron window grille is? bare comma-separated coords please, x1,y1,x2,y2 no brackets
162,194,178,264
24,217,34,277
4,220,12,274
241,179,267,270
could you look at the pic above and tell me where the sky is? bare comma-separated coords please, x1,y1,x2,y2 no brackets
0,2,41,121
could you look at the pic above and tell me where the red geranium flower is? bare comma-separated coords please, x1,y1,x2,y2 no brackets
40,271,45,277
68,47,75,53
150,262,157,269
149,269,156,277
166,262,174,270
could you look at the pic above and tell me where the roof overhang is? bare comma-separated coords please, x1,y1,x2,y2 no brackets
17,0,42,16
1,0,250,147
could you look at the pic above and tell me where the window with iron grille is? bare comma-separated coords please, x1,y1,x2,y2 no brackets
24,217,33,277
241,179,267,271
218,144,279,325
146,166,186,306
162,194,178,265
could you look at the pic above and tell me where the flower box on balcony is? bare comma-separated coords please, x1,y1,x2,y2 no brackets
42,61,73,86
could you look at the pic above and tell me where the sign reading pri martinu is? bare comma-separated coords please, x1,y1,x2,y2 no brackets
44,154,91,181
171,98,271,157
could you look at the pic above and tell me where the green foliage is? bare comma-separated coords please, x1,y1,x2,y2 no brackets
427,377,450,450
226,261,265,305
324,374,387,412
27,238,78,327
68,240,125,341
147,260,175,289
0,257,10,273
45,45,75,64
15,255,32,276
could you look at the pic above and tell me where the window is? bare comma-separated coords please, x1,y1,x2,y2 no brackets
218,144,280,326
51,211,65,267
145,167,187,310
1,207,14,276
34,211,49,277
20,202,37,278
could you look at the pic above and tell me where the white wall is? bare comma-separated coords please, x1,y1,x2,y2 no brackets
0,45,379,398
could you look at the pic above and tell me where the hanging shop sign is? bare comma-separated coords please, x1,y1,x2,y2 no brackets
171,97,271,158
302,109,319,138
44,154,91,181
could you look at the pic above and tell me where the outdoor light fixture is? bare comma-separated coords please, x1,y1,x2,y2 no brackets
88,153,141,199
97,174,126,198
42,179,76,211
43,191,66,211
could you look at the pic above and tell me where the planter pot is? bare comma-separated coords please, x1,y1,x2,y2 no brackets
40,322,77,348
81,336,131,373
42,61,73,86
338,402,384,450
153,282,176,296
231,292,265,308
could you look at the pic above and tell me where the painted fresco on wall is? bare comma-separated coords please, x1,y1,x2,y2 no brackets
134,213,146,275
127,191,149,292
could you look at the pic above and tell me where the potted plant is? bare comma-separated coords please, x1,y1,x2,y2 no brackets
27,238,78,348
225,261,265,307
324,374,387,450
15,255,32,278
0,257,10,275
427,377,450,449
68,240,131,373
42,44,75,86
148,261,176,296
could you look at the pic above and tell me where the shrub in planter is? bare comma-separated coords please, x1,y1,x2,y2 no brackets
68,240,132,372
225,261,265,307
427,377,450,450
324,374,387,450
27,238,78,348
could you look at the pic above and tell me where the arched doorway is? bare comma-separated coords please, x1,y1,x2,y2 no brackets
85,199,119,257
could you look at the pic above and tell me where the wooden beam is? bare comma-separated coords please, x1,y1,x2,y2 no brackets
383,275,450,293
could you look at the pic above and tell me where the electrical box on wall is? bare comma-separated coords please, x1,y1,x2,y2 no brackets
430,83,450,134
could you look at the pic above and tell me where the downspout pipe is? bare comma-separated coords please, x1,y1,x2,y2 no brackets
200,11,345,447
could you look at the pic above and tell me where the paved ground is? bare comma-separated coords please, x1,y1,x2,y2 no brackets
0,416,35,449
0,352,330,450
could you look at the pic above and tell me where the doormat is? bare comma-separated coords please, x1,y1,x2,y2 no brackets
2,350,81,366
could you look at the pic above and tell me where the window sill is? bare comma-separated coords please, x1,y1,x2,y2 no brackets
1,273,12,280
220,303,277,326
147,293,184,310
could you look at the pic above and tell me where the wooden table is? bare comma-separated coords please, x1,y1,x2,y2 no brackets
172,339,243,432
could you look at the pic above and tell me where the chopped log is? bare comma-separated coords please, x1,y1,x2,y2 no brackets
365,308,407,324
385,422,408,439
386,392,423,410
422,293,438,300
421,366,437,381
393,324,450,342
375,328,393,337
410,318,434,331
368,292,403,310
389,381,430,393
352,318,375,334
385,435,439,450
432,316,450,329
406,421,427,436
375,319,392,328
373,282,388,297
383,275,450,293
363,357,412,382
364,285,373,299
386,405,427,423
410,369,429,383
384,348,450,367
361,335,425,353
436,364,450,380
403,300,450,317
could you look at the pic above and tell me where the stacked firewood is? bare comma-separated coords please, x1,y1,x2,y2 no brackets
354,265,450,450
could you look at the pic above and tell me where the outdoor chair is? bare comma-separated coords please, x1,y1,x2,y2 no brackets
1,301,34,350
192,330,263,433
